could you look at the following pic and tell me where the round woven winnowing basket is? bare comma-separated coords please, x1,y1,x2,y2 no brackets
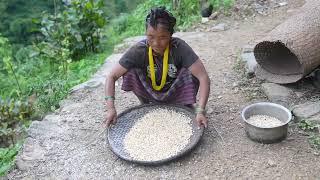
107,104,204,165
254,1,320,84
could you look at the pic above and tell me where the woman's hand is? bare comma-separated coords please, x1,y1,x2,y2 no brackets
196,113,208,128
104,108,117,127
104,63,128,127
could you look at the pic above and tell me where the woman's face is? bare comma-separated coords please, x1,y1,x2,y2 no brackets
146,24,171,55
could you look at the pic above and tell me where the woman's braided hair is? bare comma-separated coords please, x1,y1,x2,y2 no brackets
145,6,176,35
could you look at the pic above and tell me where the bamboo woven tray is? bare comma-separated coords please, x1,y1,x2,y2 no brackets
107,104,204,165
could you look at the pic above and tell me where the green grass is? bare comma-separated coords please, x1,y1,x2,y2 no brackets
309,134,320,150
298,120,320,150
105,0,203,43
0,143,21,176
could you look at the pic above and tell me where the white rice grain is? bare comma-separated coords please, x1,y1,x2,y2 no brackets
123,108,193,161
247,115,284,128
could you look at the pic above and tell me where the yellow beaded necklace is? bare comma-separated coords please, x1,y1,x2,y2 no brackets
148,46,169,91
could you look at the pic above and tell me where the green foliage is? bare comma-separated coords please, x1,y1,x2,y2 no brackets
40,0,106,60
0,44,47,99
0,36,13,74
35,40,72,75
298,120,319,131
298,120,320,150
69,0,106,53
106,0,234,43
0,35,22,97
210,0,234,11
30,77,70,113
104,0,146,19
309,134,320,150
0,98,32,146
0,143,21,176
25,52,107,116
0,0,58,45
106,0,198,42
174,0,200,30
0,0,145,46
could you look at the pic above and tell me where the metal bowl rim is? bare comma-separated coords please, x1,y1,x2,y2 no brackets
241,102,292,129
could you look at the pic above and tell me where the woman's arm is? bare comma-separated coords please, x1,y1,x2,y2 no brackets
189,59,210,110
188,59,210,127
104,63,128,126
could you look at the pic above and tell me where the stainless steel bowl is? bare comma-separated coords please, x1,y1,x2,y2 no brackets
241,102,292,144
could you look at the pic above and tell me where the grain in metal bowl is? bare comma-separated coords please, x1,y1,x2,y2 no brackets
241,102,292,143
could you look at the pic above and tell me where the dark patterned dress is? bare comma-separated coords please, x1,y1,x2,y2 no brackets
119,37,199,105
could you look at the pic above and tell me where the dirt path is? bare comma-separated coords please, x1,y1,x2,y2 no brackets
7,0,320,179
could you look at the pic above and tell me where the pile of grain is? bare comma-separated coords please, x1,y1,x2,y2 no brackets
247,115,284,128
123,108,193,161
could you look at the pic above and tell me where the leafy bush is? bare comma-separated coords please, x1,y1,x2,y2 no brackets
298,120,319,131
174,0,200,30
210,0,234,11
40,0,106,60
0,98,32,146
106,0,234,43
112,14,130,35
0,143,21,176
0,35,22,98
0,0,58,45
298,120,320,150
27,77,69,114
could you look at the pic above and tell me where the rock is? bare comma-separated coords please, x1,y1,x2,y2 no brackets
95,53,123,77
293,102,320,118
201,17,209,24
207,107,214,114
241,52,257,75
287,8,299,14
114,43,128,53
208,12,219,20
114,36,145,53
309,114,320,124
70,83,86,93
254,3,268,16
71,80,102,93
242,45,255,53
70,53,123,93
292,101,320,124
277,2,288,7
210,23,229,32
85,80,102,88
16,158,31,171
311,69,320,89
43,114,61,123
59,99,75,109
232,82,239,88
27,120,66,140
267,160,276,167
60,103,84,113
261,83,296,108
16,138,46,171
